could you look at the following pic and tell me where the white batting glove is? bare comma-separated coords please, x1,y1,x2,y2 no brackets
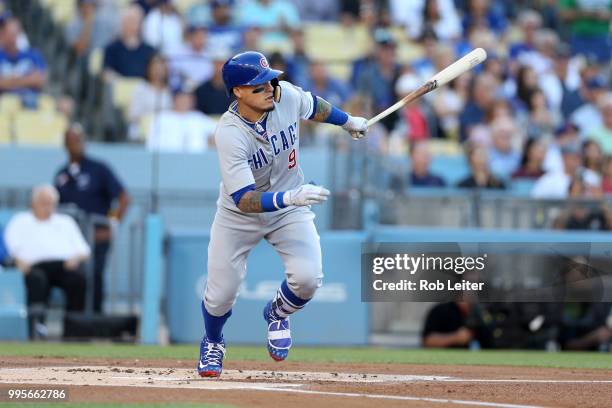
283,184,330,206
341,115,368,140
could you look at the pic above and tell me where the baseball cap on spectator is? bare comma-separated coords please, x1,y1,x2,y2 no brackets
586,76,607,90
186,22,206,34
554,122,579,137
555,122,580,137
373,28,395,47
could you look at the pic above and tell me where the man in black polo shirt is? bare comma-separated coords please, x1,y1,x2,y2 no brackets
54,123,131,313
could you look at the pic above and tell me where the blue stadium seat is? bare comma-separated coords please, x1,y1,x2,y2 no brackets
0,268,29,341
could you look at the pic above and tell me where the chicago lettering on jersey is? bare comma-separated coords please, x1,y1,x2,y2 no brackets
250,122,298,170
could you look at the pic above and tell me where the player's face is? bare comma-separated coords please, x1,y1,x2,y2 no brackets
236,81,275,112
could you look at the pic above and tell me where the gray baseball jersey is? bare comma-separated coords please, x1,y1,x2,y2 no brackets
204,80,323,317
214,80,315,215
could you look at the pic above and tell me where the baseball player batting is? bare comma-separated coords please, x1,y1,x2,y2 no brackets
197,51,368,378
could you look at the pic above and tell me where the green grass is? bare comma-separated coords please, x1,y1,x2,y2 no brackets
1,342,611,370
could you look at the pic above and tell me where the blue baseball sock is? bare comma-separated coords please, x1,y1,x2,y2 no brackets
202,301,231,343
267,280,311,320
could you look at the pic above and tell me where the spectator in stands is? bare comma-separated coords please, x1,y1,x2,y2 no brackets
146,86,217,153
422,301,492,348
509,9,541,62
236,0,300,45
168,24,213,88
390,140,445,190
0,9,29,51
65,0,118,58
561,62,599,119
544,122,580,173
395,72,431,142
462,0,507,35
268,51,292,83
458,143,505,189
582,139,604,175
587,93,612,155
432,73,470,140
410,0,461,41
409,28,437,81
559,0,612,64
103,5,155,79
4,184,89,337
571,76,607,136
512,137,546,179
519,28,559,77
55,124,131,313
488,117,521,180
207,0,244,53
553,174,611,231
459,73,498,142
525,88,557,138
482,54,512,100
353,28,401,131
241,26,262,52
195,50,231,116
560,302,611,351
0,18,47,108
142,0,184,55
304,60,351,108
538,42,576,118
532,141,600,199
514,65,538,114
289,0,339,22
285,28,309,87
128,54,173,140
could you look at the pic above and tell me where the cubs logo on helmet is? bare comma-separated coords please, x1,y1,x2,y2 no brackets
222,51,283,96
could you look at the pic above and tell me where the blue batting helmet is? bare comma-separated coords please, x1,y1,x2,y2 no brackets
222,51,283,97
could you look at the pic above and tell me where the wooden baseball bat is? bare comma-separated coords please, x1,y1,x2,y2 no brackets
367,48,487,127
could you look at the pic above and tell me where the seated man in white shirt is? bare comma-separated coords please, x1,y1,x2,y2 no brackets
4,184,90,336
146,86,217,153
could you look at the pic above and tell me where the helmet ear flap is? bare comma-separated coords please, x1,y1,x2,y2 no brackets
271,78,281,103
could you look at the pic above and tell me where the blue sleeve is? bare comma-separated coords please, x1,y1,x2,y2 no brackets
231,184,286,212
231,183,256,206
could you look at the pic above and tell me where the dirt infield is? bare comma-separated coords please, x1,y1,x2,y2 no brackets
1,356,611,407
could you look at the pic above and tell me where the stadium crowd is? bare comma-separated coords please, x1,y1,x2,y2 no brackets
0,0,610,200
